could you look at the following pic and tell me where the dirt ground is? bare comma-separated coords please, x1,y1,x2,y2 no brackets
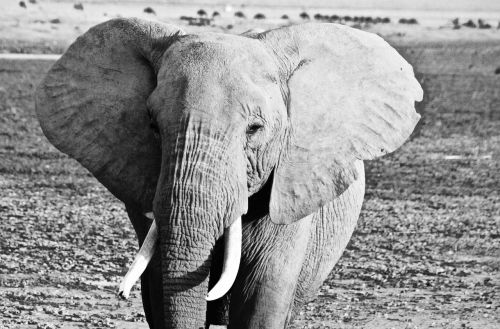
1,1,500,329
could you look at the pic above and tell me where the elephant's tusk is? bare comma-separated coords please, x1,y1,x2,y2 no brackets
118,212,157,299
206,216,242,301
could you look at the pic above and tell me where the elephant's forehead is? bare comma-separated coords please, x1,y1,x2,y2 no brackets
154,33,282,123
167,33,276,77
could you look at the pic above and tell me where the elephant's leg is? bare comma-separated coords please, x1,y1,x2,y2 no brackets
125,204,163,329
291,160,365,317
229,161,365,328
228,216,313,328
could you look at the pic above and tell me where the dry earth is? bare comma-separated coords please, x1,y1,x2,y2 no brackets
1,2,500,329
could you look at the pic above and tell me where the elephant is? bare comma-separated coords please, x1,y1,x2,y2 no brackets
35,18,422,329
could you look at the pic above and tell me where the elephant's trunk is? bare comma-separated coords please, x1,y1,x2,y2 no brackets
159,220,214,328
154,120,247,328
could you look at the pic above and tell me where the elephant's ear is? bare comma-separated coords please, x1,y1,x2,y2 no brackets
36,18,184,210
258,23,423,224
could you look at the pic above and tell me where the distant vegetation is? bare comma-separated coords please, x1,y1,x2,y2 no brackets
234,11,245,18
178,9,218,26
311,13,392,25
478,19,492,29
169,7,499,32
299,12,310,20
398,18,418,24
143,7,155,15
180,16,212,26
463,19,477,28
454,18,494,29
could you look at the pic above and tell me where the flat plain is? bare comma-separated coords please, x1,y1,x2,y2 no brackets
1,1,499,328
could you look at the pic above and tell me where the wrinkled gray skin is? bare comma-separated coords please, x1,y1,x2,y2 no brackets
36,18,422,329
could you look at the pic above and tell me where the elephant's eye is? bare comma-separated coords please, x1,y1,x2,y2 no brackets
247,122,264,135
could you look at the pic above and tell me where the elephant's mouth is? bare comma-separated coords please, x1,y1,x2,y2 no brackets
118,212,242,301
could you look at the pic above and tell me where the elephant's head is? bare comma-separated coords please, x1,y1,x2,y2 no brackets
36,18,422,328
